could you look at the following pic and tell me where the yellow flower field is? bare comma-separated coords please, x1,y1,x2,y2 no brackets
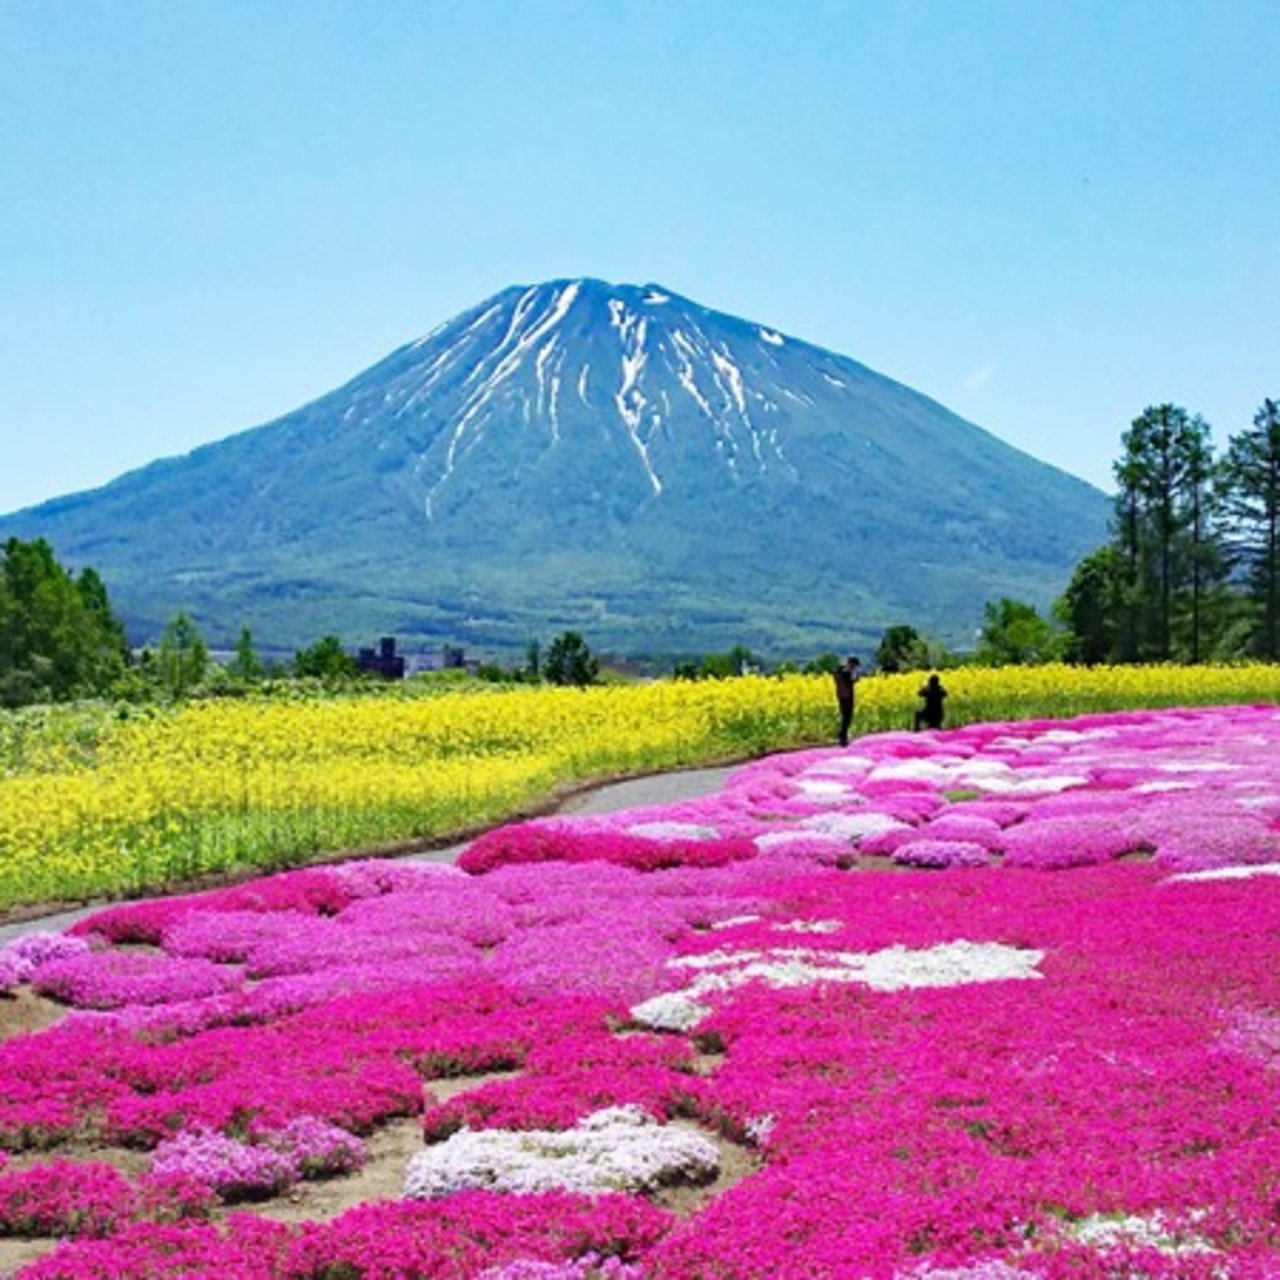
0,664,1277,911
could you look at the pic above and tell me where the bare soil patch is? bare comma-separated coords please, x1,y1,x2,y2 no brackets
651,1121,763,1217
0,990,66,1044
0,1235,58,1277
246,1115,426,1226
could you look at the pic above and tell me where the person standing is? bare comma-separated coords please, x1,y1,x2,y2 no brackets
913,672,948,731
833,655,861,746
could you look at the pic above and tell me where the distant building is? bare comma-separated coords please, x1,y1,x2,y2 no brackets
357,636,406,680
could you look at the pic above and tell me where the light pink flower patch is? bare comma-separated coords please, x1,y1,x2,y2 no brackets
891,838,993,869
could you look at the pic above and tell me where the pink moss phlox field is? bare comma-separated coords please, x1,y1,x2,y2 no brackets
20,1192,672,1280
0,933,92,992
0,1160,214,1238
460,824,758,875
891,838,993,869
422,1032,697,1140
150,1117,364,1200
32,951,243,1010
68,866,365,945
10,705,1280,1276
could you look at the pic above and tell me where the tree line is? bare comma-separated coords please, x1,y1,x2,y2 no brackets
0,541,615,708
1057,398,1280,665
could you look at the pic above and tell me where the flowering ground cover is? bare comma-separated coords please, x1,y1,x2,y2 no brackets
2,703,1280,1276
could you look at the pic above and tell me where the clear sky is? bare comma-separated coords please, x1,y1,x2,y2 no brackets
1,0,1277,515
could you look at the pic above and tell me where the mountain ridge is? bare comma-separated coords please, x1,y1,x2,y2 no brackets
0,278,1110,658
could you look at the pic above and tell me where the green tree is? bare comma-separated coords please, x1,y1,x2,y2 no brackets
543,631,598,687
975,598,1062,666
697,644,757,679
1221,398,1280,659
0,538,130,706
227,626,263,681
293,635,357,681
524,639,541,682
874,624,931,674
1174,416,1221,662
1056,546,1126,665
1112,452,1146,662
803,652,840,675
156,612,208,698
1114,405,1222,660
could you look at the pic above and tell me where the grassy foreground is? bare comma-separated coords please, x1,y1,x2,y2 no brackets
1,663,1277,911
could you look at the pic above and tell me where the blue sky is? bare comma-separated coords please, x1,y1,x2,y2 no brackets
1,0,1276,515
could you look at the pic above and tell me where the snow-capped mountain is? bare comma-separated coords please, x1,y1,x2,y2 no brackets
0,279,1109,656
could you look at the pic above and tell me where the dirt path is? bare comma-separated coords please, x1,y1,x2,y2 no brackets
0,765,738,947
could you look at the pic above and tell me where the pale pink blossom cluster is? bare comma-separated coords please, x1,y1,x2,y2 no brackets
151,1117,365,1200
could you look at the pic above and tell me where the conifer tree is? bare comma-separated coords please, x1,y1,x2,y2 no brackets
1221,398,1280,659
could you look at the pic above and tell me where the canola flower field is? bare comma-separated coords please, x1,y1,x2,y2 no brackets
1,663,1277,911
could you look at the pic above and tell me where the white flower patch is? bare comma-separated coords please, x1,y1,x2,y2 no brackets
1166,862,1280,884
805,754,876,775
853,942,1044,990
1237,793,1280,809
800,812,908,840
772,919,842,934
753,831,818,851
898,1264,1038,1280
632,941,1044,1030
627,821,718,841
953,760,1015,783
667,947,763,972
708,914,763,931
965,773,1088,796
1158,760,1239,773
1070,1210,1214,1256
1133,780,1195,794
744,1114,776,1144
403,1105,719,1198
796,779,857,802
629,990,713,1032
867,760,954,785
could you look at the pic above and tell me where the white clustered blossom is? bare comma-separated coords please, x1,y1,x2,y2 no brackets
708,914,763,931
630,941,1044,1031
954,761,1089,795
1070,1211,1215,1256
796,779,857,801
1167,862,1280,884
868,760,955,785
804,754,876,775
628,990,712,1032
897,1264,1039,1280
627,821,717,841
754,830,829,851
772,919,842,934
744,1114,776,1145
800,812,908,840
403,1105,719,1199
954,760,1015,781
